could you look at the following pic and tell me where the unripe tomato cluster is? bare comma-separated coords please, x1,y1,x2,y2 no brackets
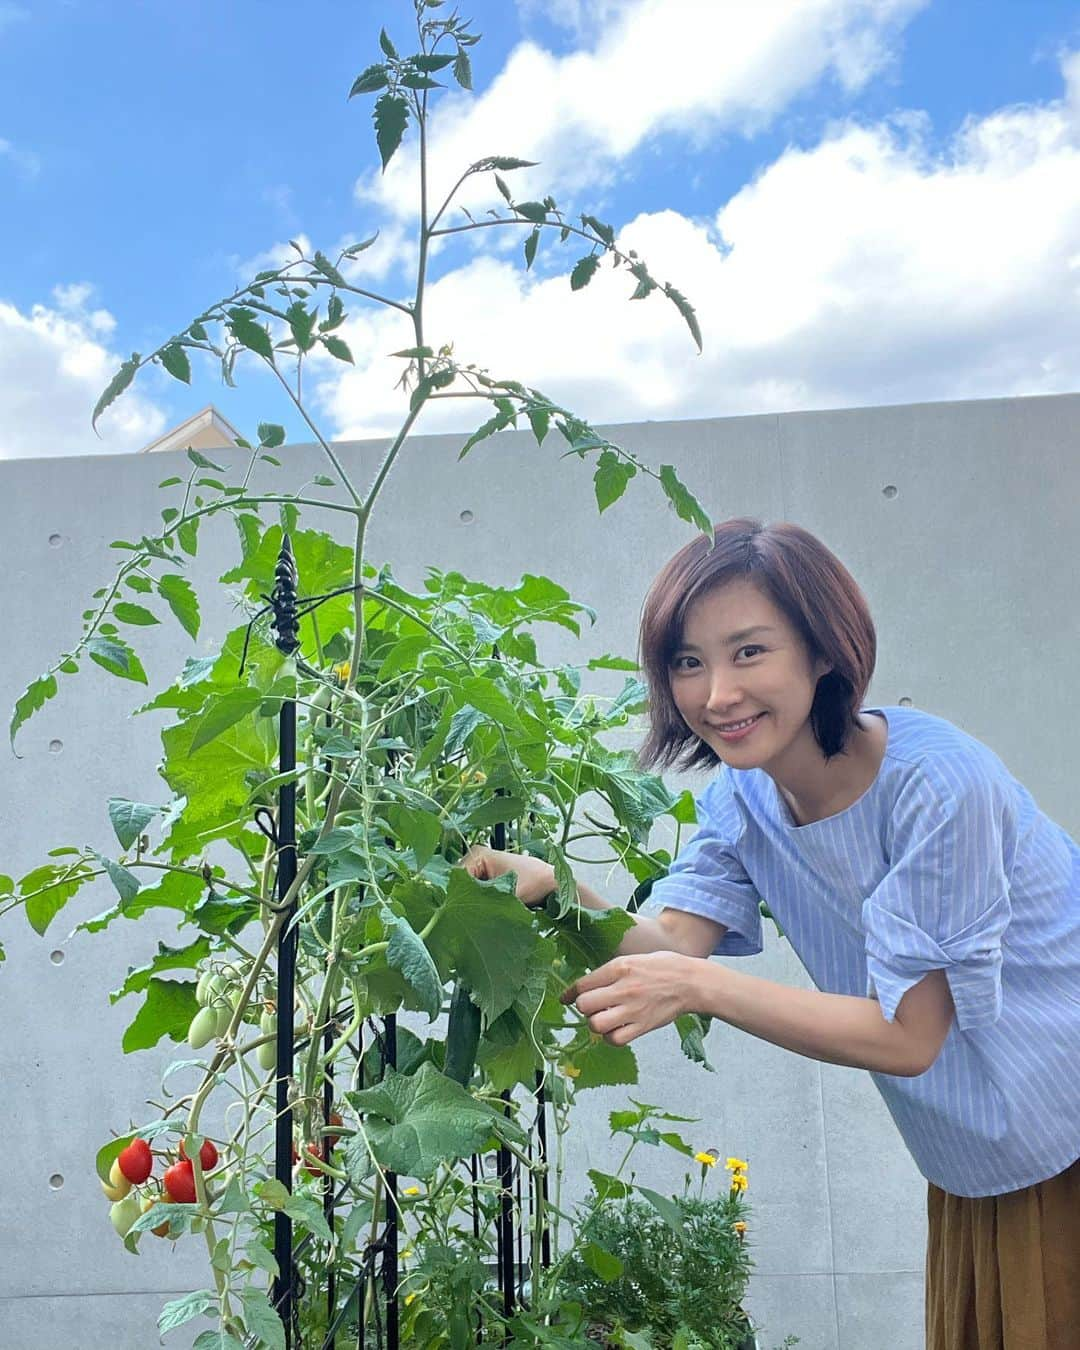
188,963,251,1049
101,1133,219,1240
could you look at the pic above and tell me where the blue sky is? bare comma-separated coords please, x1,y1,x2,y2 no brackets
1,0,1079,458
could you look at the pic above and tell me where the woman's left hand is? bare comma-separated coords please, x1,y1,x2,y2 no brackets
561,951,700,1045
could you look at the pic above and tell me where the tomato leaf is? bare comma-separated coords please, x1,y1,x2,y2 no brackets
108,798,160,850
92,353,140,431
159,343,192,384
157,573,201,640
188,686,264,754
121,976,199,1053
373,92,409,171
113,601,160,627
86,635,148,684
10,670,58,749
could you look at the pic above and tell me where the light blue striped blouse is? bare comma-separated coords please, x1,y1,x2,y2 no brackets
649,704,1080,1197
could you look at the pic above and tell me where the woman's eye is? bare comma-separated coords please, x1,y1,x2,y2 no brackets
671,655,700,671
736,645,764,660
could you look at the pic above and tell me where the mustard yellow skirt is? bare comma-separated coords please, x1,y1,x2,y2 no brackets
925,1154,1080,1350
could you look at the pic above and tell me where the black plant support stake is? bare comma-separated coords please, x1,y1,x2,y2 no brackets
269,533,301,1344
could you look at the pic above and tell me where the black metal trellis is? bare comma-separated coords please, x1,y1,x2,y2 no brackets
263,535,552,1350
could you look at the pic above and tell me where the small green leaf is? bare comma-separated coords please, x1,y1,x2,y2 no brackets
658,464,712,534
663,282,703,352
636,1184,685,1234
378,26,397,58
187,447,226,471
581,214,616,248
526,405,550,446
192,1330,246,1350
159,343,192,384
570,254,601,291
313,250,347,287
227,308,274,361
188,320,208,341
258,422,286,448
581,1242,624,1282
99,855,140,902
593,450,636,513
349,62,389,97
158,574,201,640
87,635,148,684
10,671,58,748
374,92,409,172
20,859,93,935
342,234,378,258
411,52,456,72
322,335,354,364
453,49,472,89
524,227,539,270
92,353,140,431
108,798,159,850
113,601,160,627
513,200,547,224
158,1291,217,1335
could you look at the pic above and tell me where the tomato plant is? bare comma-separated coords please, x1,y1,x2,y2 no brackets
1,3,732,1346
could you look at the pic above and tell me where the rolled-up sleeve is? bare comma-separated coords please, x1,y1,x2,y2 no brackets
647,776,764,957
862,770,1013,1031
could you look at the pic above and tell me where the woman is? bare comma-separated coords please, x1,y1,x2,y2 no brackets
467,517,1080,1350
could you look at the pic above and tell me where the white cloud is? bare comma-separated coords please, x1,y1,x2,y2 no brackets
321,50,1080,440
0,286,167,460
0,135,40,178
358,0,926,222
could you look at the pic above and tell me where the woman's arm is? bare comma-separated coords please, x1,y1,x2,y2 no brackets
463,846,727,958
567,955,956,1077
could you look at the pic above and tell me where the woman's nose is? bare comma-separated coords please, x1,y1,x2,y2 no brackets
705,673,743,712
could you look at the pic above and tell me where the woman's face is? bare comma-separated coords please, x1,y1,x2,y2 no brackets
668,578,830,773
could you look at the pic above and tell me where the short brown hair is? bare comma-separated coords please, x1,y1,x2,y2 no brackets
638,518,877,770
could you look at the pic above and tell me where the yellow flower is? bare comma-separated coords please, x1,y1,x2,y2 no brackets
333,661,351,682
403,1185,421,1196
733,1220,747,1238
563,1064,581,1079
725,1157,748,1173
729,1172,748,1193
694,1151,718,1167
405,1292,418,1306
402,1249,413,1259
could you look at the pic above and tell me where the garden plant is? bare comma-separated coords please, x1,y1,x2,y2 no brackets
2,4,779,1347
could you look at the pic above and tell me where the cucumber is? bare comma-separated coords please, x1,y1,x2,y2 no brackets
443,982,482,1087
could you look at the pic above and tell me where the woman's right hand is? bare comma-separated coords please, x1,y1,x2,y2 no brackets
462,846,558,908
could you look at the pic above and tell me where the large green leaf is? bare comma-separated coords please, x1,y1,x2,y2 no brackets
160,713,276,859
345,1063,525,1178
658,464,711,534
121,976,199,1053
187,686,264,754
570,1036,638,1090
238,1288,287,1350
426,870,540,1023
457,675,526,736
546,904,635,979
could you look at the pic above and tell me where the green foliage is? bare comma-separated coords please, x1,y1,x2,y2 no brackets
560,1189,755,1349
0,5,731,1347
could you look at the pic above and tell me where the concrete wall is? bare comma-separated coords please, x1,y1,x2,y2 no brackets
2,390,1078,1349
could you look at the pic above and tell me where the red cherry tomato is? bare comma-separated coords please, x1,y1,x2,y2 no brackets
326,1113,343,1149
117,1138,153,1185
179,1138,219,1172
302,1143,326,1178
163,1159,197,1204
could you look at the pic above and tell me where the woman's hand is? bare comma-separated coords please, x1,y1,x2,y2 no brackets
462,845,557,908
561,951,700,1045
